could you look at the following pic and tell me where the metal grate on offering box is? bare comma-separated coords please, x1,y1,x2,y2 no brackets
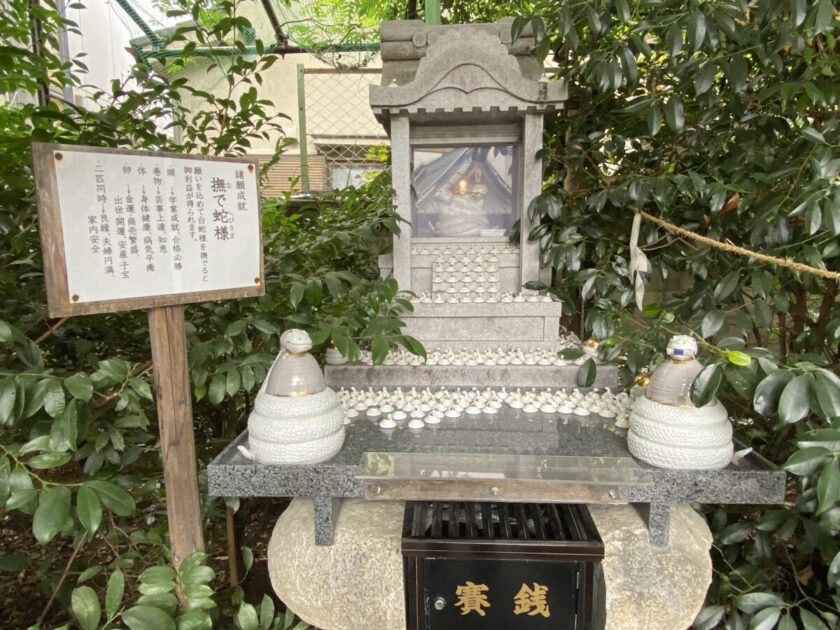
402,501,604,630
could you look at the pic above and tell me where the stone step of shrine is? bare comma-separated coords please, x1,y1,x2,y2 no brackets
324,363,619,390
401,300,563,348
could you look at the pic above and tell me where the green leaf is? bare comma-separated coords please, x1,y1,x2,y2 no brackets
0,553,30,572
0,321,13,343
177,609,212,630
665,96,684,132
827,551,840,588
33,485,71,544
237,602,260,630
76,485,102,538
797,429,840,451
241,546,254,573
727,55,748,93
225,369,241,397
753,371,790,416
51,402,78,452
371,336,389,365
778,374,812,423
71,585,101,630
139,565,176,588
666,23,682,56
799,608,829,630
180,564,214,586
259,595,275,630
208,373,226,405
647,105,662,136
577,358,596,387
78,566,103,584
695,62,715,95
27,451,72,469
812,372,840,418
783,447,831,476
715,271,740,301
289,282,306,310
6,488,37,511
701,310,724,337
0,378,17,426
736,591,785,613
814,0,834,34
98,359,130,383
693,605,725,630
802,127,827,144
718,521,753,545
129,378,153,401
23,379,49,418
726,350,752,367
816,459,840,514
691,363,722,407
64,373,93,402
619,47,639,87
106,569,125,619
749,606,781,630
778,613,796,630
44,379,65,419
122,605,176,630
688,10,707,51
87,480,136,516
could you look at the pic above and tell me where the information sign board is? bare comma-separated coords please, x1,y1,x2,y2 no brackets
32,143,263,317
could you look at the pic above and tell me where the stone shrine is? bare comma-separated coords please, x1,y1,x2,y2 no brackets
208,18,786,630
372,18,563,351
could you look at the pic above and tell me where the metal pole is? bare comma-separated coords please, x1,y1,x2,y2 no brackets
296,64,310,194
424,0,441,25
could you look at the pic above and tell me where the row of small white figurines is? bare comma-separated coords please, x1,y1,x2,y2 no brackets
431,272,500,284
347,344,588,367
410,245,517,258
431,262,501,274
335,386,633,431
412,291,557,305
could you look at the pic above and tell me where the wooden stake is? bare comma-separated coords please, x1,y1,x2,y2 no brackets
148,305,205,566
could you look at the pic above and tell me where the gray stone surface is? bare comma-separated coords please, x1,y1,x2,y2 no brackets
589,504,713,630
313,496,342,546
324,363,619,389
267,498,406,630
389,114,412,290
645,502,671,546
208,409,785,517
267,499,712,630
407,301,562,317
370,25,566,118
402,314,558,344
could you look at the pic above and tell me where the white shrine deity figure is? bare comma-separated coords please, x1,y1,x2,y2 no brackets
431,167,490,237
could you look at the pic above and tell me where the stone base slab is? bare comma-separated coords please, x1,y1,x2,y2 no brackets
325,363,619,389
268,498,712,630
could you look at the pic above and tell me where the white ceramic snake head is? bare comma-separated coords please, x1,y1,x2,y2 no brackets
280,329,312,354
666,335,698,360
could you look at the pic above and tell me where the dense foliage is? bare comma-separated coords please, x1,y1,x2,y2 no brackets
509,1,840,628
3,0,840,629
0,1,408,628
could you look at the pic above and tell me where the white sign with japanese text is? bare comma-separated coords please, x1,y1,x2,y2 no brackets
52,149,261,304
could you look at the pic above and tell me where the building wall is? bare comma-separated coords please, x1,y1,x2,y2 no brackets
64,1,138,108
163,51,386,192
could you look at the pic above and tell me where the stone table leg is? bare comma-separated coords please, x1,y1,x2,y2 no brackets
313,496,342,546
645,503,670,547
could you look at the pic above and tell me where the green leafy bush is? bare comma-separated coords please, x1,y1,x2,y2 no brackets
0,1,409,627
511,1,839,627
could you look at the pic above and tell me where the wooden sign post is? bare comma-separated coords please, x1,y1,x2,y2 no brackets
32,143,264,566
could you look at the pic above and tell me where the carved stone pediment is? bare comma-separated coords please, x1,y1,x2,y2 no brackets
371,24,566,119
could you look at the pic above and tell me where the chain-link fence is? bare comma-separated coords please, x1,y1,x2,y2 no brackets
297,67,389,192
